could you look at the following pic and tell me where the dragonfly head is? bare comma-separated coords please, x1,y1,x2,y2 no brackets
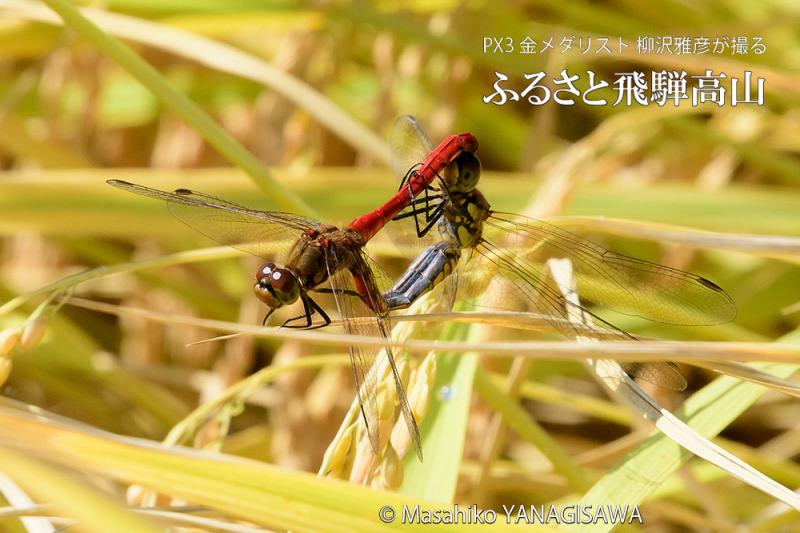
448,151,481,193
253,262,300,309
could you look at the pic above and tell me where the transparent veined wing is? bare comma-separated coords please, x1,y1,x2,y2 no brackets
361,253,398,295
461,240,689,390
385,116,449,254
388,115,434,184
454,212,735,391
486,212,737,326
323,246,423,460
108,180,318,261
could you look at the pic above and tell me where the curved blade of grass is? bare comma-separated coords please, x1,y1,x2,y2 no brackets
35,0,313,215
0,246,239,317
2,0,391,167
496,374,633,426
401,319,478,502
0,446,162,533
2,168,799,237
59,297,800,364
0,404,537,533
668,117,800,186
0,473,55,533
568,332,800,533
546,259,800,521
557,216,800,257
692,359,800,399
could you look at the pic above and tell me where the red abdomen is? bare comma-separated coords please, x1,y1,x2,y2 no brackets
347,132,478,241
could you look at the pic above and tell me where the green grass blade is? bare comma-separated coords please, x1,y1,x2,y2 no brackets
401,321,478,502
569,330,800,533
0,445,162,533
3,0,391,167
0,405,540,533
38,0,313,215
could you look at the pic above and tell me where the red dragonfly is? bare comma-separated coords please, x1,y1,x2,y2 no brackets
106,130,476,461
382,116,737,390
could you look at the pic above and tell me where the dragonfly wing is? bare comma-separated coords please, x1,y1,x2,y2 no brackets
624,362,687,391
486,212,737,326
322,248,380,455
108,180,317,260
387,116,447,253
440,267,459,314
389,115,434,183
466,242,688,390
324,247,422,460
354,254,424,461
468,240,632,339
361,253,396,295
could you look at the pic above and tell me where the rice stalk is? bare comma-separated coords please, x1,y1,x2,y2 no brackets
320,292,442,486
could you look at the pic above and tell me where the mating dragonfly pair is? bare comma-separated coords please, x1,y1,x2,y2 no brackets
108,116,736,462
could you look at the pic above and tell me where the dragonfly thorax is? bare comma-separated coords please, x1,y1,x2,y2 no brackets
253,262,301,308
443,189,491,248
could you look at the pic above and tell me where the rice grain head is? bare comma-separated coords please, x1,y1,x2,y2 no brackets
0,327,21,357
323,290,445,484
372,444,403,490
322,424,356,477
20,317,48,351
0,358,11,386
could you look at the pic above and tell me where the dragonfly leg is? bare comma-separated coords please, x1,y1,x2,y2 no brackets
315,285,376,324
282,293,317,328
397,164,422,191
413,186,442,223
383,241,460,310
392,198,440,220
304,297,332,330
397,166,430,214
282,294,332,330
396,165,442,227
394,199,445,238
314,287,362,298
395,193,444,213
414,202,445,237
398,192,444,209
261,308,275,326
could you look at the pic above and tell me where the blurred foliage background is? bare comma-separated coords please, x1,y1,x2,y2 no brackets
0,0,799,532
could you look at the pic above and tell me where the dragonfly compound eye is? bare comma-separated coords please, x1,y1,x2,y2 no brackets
256,262,276,280
270,268,298,296
253,265,299,307
253,267,300,308
452,151,481,193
